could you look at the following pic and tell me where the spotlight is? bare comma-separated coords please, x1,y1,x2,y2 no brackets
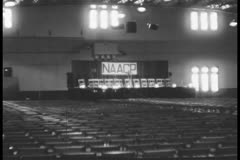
172,83,177,88
137,6,146,13
188,83,193,88
147,23,159,30
4,0,19,7
229,19,237,27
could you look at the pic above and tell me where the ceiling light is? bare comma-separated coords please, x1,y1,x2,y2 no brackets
137,6,146,13
4,0,19,7
229,19,237,27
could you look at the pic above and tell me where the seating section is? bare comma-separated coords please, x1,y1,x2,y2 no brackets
3,100,237,160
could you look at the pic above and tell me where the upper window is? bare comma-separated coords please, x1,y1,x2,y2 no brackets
190,11,218,31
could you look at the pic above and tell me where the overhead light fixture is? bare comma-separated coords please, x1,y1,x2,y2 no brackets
4,0,19,7
137,6,146,13
229,19,237,27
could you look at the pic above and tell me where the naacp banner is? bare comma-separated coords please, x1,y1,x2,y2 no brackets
102,62,137,75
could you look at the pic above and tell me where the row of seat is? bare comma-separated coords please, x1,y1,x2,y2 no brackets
3,100,237,160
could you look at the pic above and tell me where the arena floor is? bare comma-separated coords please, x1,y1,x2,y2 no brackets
3,99,237,160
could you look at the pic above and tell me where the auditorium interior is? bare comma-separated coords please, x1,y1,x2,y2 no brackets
3,0,237,160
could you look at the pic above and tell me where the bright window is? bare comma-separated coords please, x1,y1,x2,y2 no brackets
89,5,122,29
100,10,108,29
89,10,98,29
3,8,12,29
190,11,218,31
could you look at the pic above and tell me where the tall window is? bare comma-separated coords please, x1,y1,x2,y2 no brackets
210,67,219,92
191,66,200,91
89,5,122,29
3,8,12,29
190,11,218,31
201,67,209,92
191,66,219,93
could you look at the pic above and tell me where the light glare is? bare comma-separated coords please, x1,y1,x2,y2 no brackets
137,7,146,12
229,20,237,27
4,1,18,7
172,83,177,88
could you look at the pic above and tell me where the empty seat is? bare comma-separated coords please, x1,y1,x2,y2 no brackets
214,147,237,156
178,148,210,157
60,152,96,160
90,144,120,152
126,143,157,151
20,155,56,160
101,151,135,158
143,149,177,158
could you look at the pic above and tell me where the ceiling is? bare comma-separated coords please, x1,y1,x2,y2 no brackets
4,0,238,14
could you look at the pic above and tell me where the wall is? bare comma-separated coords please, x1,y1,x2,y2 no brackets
3,40,237,91
3,5,237,91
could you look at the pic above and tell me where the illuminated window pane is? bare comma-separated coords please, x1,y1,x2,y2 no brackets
3,8,12,29
90,5,97,9
190,11,198,30
110,10,119,27
200,12,208,30
100,10,108,29
210,12,218,30
210,73,219,92
191,74,199,91
89,10,98,29
201,73,209,92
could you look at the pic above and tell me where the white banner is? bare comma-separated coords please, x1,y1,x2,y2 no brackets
102,62,137,75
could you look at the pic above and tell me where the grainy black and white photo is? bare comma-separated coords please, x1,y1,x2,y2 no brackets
3,0,237,160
